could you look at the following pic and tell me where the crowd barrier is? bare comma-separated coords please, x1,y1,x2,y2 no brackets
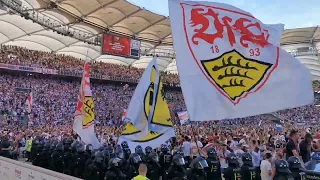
0,156,82,180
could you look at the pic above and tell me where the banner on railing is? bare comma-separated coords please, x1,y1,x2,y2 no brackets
35,67,58,74
0,63,180,87
177,111,189,125
0,63,59,75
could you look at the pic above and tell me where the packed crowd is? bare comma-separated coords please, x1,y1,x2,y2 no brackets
0,45,179,86
1,45,320,179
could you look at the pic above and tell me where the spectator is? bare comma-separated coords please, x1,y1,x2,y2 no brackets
261,152,272,180
299,133,313,163
285,130,300,160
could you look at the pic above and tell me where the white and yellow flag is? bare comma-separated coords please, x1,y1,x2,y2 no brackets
118,57,175,151
169,0,313,121
73,62,100,148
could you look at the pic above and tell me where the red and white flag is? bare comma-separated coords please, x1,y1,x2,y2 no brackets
123,84,129,89
73,62,101,148
169,0,313,121
122,109,127,121
26,92,33,113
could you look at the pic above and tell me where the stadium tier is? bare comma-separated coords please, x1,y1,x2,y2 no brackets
1,0,320,180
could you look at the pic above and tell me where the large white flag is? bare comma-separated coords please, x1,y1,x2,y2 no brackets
73,62,100,148
119,57,175,151
169,0,314,121
120,57,159,140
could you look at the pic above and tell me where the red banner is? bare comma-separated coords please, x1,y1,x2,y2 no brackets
103,34,130,57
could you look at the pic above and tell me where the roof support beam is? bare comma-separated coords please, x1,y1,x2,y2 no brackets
134,17,167,34
53,32,103,52
58,50,92,59
107,8,143,28
145,32,172,54
11,39,54,51
82,0,120,17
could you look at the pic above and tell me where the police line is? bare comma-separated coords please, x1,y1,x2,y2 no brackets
0,156,82,180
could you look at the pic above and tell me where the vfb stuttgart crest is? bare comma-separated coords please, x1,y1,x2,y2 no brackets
181,3,279,105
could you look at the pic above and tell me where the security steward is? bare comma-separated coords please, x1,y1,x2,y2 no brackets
240,152,257,180
205,147,221,180
287,156,305,180
274,159,294,180
105,158,126,180
159,144,172,178
71,144,87,178
126,153,142,180
164,153,187,180
25,136,32,162
146,151,161,180
85,151,106,180
223,153,242,180
50,143,64,173
132,162,150,180
305,152,320,170
187,156,208,180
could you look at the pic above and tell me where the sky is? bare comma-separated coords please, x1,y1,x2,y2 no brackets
129,0,320,29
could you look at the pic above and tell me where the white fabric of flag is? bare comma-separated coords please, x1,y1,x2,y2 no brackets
120,57,159,140
169,0,314,121
118,57,175,152
73,62,100,148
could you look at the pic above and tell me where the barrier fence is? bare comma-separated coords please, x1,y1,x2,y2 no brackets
0,156,82,180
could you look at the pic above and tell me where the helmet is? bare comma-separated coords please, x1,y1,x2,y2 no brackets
108,158,122,169
148,152,159,163
50,143,56,151
43,143,50,151
190,157,209,170
226,153,238,165
105,145,113,152
102,149,112,160
161,144,169,153
124,148,131,155
312,152,320,161
66,137,74,144
121,141,128,149
70,141,79,151
145,146,153,155
172,154,185,166
116,144,122,150
115,147,124,159
124,148,131,159
55,143,64,151
275,160,291,174
77,144,85,152
33,139,39,145
287,156,302,169
91,149,98,158
94,152,105,164
135,145,144,154
129,153,142,164
86,144,93,151
242,153,253,166
174,149,184,156
98,146,104,152
37,143,44,150
206,147,217,159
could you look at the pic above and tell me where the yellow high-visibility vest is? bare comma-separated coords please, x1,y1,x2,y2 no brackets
132,175,150,180
26,140,32,152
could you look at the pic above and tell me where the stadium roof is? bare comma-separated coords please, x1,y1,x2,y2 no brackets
0,0,319,75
